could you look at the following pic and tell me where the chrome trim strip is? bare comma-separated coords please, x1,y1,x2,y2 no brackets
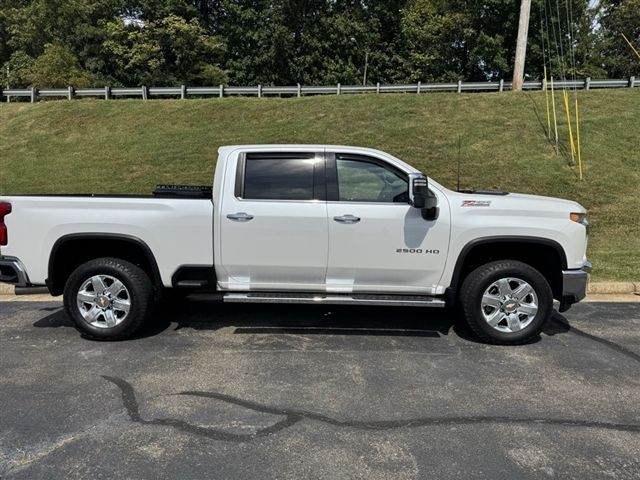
223,293,446,308
234,198,324,204
326,201,410,206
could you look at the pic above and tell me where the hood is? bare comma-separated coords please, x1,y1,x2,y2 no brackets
437,185,587,218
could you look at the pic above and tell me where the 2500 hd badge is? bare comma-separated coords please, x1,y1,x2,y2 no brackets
396,248,440,254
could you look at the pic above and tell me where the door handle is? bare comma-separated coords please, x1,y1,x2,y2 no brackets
333,214,361,224
227,212,254,222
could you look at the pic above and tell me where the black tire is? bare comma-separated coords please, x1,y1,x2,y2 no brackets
459,260,553,345
63,257,154,340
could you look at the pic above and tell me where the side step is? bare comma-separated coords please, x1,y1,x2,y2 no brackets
223,292,445,308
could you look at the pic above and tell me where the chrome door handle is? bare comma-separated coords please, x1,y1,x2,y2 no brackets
333,214,361,224
227,212,254,222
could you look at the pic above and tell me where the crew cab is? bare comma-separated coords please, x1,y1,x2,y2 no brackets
0,145,591,344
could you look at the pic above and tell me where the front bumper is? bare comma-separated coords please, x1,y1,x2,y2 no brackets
559,260,592,312
0,256,30,287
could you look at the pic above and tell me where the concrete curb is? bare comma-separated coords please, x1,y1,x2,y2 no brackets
1,281,639,296
587,282,639,295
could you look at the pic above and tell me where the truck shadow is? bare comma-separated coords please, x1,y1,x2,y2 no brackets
152,295,459,339
32,294,574,345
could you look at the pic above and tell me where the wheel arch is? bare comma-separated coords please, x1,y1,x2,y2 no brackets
47,233,162,296
446,236,567,304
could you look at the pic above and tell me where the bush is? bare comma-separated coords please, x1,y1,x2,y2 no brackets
24,44,96,87
0,51,34,88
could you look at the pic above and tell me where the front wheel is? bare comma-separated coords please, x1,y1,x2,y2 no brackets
63,257,154,340
459,260,553,345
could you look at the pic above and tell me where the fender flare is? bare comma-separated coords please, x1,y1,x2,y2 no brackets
46,233,162,295
445,235,568,304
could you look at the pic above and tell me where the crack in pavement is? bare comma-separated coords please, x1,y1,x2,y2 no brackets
2,415,129,475
102,376,640,442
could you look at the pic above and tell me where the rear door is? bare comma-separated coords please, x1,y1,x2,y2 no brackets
219,151,328,290
325,152,450,294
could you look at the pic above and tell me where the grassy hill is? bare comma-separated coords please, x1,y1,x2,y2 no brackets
1,90,638,281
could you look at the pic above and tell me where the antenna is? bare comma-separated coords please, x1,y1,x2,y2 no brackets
456,135,461,191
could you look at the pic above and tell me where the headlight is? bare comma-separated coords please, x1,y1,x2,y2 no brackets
570,212,589,228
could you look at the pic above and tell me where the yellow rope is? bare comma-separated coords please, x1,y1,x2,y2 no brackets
575,97,582,180
563,89,577,164
550,76,559,149
544,66,551,139
622,33,640,62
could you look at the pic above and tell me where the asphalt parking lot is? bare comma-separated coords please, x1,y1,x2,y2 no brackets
1,297,639,479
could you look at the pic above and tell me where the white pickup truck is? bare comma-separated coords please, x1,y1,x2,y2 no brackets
0,145,591,344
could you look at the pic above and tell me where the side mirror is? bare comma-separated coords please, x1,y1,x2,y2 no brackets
409,174,428,208
409,173,439,220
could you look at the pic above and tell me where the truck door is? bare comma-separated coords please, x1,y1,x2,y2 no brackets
324,152,450,294
218,151,328,291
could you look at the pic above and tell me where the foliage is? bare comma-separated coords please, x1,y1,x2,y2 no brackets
531,0,608,80
402,0,512,81
0,0,637,87
0,51,34,88
102,14,226,86
598,0,640,77
23,44,96,88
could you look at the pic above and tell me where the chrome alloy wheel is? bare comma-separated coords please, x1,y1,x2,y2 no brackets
480,277,539,333
76,275,131,328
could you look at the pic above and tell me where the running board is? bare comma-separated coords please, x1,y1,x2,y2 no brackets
223,292,445,308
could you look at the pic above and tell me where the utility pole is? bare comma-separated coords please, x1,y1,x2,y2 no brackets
363,51,369,86
350,37,369,86
512,0,532,92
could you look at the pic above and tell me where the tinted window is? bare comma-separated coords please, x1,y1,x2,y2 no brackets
337,158,408,203
243,157,315,200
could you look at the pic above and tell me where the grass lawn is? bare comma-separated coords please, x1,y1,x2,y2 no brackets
0,90,638,281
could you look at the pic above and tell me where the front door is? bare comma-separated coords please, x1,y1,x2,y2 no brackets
325,152,450,294
219,151,328,291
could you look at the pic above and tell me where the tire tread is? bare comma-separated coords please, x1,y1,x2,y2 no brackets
459,260,553,345
63,257,153,340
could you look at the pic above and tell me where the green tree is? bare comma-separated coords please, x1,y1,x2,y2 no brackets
532,0,606,80
102,13,226,85
402,0,512,81
598,0,640,77
401,0,602,82
1,0,126,86
209,0,410,85
0,0,631,88
0,51,34,88
23,43,96,87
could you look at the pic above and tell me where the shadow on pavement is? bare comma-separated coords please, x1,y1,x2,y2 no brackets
31,294,562,346
34,296,461,340
33,301,639,363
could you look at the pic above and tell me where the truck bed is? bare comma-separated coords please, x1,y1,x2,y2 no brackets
0,189,215,287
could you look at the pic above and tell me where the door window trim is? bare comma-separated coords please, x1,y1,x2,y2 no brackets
326,152,410,204
234,151,326,202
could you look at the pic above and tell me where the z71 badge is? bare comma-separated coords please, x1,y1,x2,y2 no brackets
461,200,492,207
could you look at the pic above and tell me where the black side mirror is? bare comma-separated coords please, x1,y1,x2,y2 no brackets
409,174,428,208
409,173,439,220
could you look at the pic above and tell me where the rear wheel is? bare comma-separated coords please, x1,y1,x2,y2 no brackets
459,260,553,345
63,257,154,340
